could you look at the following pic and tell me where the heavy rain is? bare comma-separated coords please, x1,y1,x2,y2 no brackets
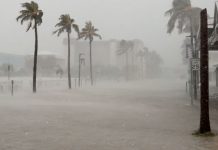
0,0,217,150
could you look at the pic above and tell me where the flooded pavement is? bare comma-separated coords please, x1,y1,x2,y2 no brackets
0,79,217,150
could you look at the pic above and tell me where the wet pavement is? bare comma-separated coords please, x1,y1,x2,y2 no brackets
0,79,217,150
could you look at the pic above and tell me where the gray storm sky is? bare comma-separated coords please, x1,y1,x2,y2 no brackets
0,0,215,67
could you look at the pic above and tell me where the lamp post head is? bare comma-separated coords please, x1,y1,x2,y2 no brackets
79,53,85,65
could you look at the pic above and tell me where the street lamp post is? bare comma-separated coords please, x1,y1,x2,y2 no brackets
78,53,85,87
186,44,192,100
8,65,11,80
186,33,199,102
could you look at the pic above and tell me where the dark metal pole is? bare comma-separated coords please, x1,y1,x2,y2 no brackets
199,9,211,133
78,53,85,88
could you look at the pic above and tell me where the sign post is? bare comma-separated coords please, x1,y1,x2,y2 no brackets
192,59,200,71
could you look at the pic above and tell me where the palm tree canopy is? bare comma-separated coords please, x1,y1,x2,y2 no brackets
165,0,191,16
165,0,201,34
53,14,79,36
117,40,128,55
117,40,134,55
79,21,102,42
17,1,43,32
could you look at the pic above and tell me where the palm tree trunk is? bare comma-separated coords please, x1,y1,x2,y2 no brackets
89,40,93,86
33,20,38,93
67,32,72,89
126,52,129,81
141,57,143,79
131,52,135,79
199,9,211,133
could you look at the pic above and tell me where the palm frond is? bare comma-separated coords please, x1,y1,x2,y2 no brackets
167,12,180,34
26,21,33,32
165,8,174,16
53,14,79,37
21,15,31,25
17,1,43,30
53,27,65,36
16,14,26,22
93,33,102,39
22,2,33,11
165,0,202,34
79,21,102,41
72,24,80,37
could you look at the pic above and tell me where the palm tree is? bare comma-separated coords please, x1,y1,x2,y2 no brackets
165,0,201,35
117,40,131,81
128,41,136,79
17,1,43,93
53,14,79,89
79,21,102,86
136,50,146,79
166,0,201,100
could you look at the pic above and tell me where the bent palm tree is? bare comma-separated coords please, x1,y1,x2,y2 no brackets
79,21,102,86
53,14,79,89
165,0,201,35
166,0,201,100
17,1,43,93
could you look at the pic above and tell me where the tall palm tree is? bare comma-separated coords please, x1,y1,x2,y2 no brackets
53,14,79,89
17,1,43,93
79,21,102,86
165,0,201,35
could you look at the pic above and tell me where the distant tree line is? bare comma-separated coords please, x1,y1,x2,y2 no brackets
117,40,163,81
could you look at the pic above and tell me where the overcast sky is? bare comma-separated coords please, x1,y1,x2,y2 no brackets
0,0,215,67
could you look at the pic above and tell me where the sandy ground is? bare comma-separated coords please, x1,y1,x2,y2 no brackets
0,79,218,150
